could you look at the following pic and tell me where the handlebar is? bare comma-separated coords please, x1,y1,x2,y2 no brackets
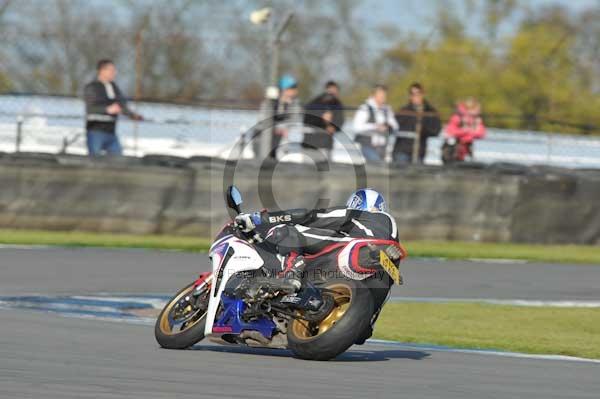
232,221,264,244
250,232,264,244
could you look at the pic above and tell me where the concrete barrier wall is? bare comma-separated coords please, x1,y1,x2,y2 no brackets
0,153,599,244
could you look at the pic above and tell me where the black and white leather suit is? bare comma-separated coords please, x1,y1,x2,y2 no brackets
250,206,401,343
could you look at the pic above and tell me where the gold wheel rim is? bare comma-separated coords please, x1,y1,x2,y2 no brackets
290,283,352,340
159,283,208,336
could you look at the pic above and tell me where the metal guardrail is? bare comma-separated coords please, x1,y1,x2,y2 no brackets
1,94,600,168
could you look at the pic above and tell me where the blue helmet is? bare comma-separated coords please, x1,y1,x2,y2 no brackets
346,188,387,212
278,74,298,90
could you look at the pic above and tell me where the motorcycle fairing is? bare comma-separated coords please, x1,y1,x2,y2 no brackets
211,296,276,338
205,236,265,336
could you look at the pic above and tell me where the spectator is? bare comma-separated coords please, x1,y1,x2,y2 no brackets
83,59,142,156
442,97,486,163
305,80,345,130
302,80,345,161
353,84,398,162
255,74,303,160
393,82,441,164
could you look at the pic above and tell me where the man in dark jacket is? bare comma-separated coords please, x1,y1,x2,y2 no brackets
393,82,441,163
83,59,142,156
302,81,345,161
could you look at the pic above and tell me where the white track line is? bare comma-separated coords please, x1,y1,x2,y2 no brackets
5,294,597,364
390,297,600,308
467,258,528,264
0,244,55,249
368,339,600,364
71,295,167,309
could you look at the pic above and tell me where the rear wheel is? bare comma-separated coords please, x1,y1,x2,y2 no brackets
287,278,373,360
154,280,210,349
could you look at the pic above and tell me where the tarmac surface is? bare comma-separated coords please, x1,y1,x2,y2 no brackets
1,247,599,300
1,247,599,398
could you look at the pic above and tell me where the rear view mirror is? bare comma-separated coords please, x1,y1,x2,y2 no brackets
226,186,243,214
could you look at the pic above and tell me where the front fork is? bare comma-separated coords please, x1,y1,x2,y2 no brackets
189,272,213,306
193,272,212,289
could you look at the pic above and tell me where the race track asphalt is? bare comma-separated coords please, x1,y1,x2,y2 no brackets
1,247,599,398
1,247,599,300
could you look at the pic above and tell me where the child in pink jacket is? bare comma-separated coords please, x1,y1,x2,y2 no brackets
444,98,486,161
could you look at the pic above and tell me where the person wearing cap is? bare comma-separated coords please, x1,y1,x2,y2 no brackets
254,74,303,160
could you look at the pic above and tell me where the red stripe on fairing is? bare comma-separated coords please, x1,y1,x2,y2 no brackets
348,239,407,274
212,326,233,333
303,243,348,260
193,272,212,288
303,239,406,261
350,241,377,274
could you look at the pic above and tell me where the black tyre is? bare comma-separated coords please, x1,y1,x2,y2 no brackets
154,281,210,349
287,278,374,360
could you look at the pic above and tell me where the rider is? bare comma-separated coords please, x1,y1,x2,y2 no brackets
234,188,403,344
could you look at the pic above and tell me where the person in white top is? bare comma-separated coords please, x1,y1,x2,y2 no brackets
352,85,399,162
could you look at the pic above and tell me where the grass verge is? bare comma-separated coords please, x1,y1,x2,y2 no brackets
374,302,600,359
0,229,599,264
0,229,211,252
408,240,600,264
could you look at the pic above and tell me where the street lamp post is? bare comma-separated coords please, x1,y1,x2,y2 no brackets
250,8,294,161
268,12,293,90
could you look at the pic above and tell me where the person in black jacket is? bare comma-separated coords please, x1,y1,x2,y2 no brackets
83,59,142,156
393,82,441,163
301,81,345,161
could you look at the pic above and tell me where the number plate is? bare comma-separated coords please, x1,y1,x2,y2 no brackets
379,250,403,285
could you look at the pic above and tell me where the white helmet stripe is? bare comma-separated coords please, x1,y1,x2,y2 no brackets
365,189,376,209
346,188,388,212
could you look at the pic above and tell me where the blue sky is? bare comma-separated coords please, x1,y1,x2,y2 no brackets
354,0,598,53
360,0,598,35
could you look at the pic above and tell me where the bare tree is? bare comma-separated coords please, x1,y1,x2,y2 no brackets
0,0,11,18
122,0,239,101
574,6,600,93
479,0,519,41
4,0,125,95
0,0,14,90
231,0,368,99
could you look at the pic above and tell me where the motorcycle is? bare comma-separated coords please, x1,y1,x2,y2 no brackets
155,186,406,360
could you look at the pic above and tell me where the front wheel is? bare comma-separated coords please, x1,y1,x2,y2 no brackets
287,278,374,360
154,279,210,349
